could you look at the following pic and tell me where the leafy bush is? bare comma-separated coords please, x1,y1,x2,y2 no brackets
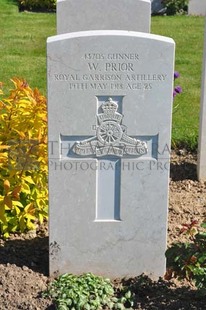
162,0,188,15
18,0,56,12
0,78,48,237
44,273,134,310
166,220,206,295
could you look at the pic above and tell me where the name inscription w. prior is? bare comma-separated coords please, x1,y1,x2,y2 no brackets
54,52,167,91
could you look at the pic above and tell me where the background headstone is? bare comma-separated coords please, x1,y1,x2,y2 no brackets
151,0,164,14
48,30,175,278
57,0,151,34
189,0,206,15
197,20,206,181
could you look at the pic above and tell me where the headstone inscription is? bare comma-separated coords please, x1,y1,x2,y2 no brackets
48,30,175,278
57,0,151,34
188,0,206,15
197,20,206,181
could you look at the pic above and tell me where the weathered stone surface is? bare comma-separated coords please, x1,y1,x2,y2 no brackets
189,0,206,15
57,0,151,34
47,30,175,278
197,21,206,180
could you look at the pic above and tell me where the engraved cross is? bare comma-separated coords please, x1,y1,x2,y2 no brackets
60,96,156,221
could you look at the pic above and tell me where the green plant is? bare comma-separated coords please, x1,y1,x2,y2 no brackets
44,273,134,310
162,0,188,15
0,78,48,237
166,219,206,295
18,0,56,12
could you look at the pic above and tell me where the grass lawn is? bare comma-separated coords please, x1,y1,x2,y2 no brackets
0,0,56,94
0,0,205,150
152,16,205,150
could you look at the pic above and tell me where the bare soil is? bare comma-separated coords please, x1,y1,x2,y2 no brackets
0,151,206,310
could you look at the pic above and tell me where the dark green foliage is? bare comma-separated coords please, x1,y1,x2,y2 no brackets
162,0,189,15
18,0,56,12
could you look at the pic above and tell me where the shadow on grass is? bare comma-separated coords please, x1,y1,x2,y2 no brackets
0,236,49,275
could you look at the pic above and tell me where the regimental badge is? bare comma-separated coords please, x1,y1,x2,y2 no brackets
73,98,148,157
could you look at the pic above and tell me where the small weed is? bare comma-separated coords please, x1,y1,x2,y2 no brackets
43,273,134,310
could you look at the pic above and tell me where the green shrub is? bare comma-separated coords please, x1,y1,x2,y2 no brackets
162,0,188,15
166,220,206,295
44,273,134,310
0,79,48,237
18,0,56,12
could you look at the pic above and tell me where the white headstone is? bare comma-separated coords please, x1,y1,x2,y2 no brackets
57,0,151,34
189,0,206,15
48,30,175,278
197,20,206,181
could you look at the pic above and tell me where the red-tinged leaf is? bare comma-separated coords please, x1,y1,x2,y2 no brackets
3,196,12,209
190,256,197,264
12,185,21,198
191,220,198,226
164,268,174,281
